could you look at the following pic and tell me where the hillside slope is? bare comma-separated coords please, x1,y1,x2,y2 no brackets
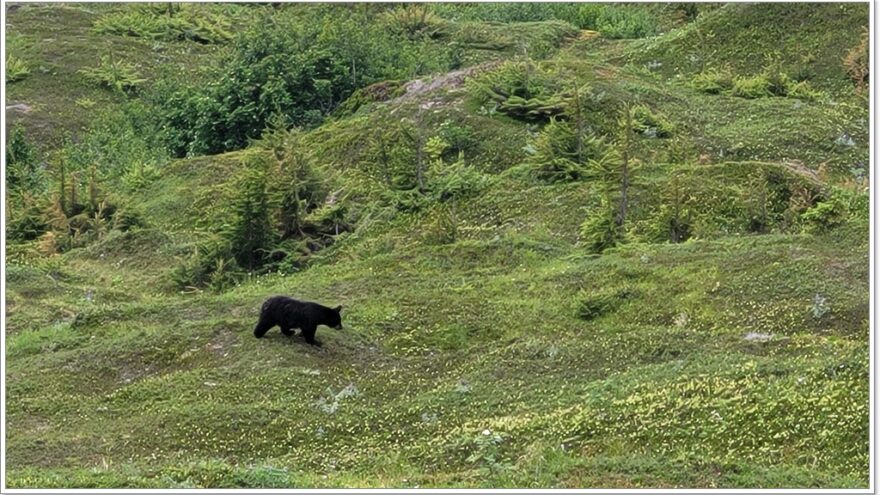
4,3,870,489
625,2,868,91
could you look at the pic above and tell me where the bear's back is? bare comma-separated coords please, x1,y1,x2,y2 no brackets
261,295,329,322
262,295,304,318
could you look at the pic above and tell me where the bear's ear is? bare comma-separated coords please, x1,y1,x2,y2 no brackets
333,305,342,313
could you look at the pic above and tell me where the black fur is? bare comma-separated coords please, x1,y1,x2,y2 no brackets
253,296,343,346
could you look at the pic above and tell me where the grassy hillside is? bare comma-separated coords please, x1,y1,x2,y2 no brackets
4,3,228,153
4,2,870,489
625,2,868,91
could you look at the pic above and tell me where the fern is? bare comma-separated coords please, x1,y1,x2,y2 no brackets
78,55,147,94
5,54,30,83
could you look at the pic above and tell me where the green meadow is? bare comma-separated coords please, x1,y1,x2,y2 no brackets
4,2,869,488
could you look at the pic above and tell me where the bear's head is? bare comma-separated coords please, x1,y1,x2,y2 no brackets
330,305,343,330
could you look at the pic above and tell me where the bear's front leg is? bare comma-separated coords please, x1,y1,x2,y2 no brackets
302,325,322,347
281,327,295,336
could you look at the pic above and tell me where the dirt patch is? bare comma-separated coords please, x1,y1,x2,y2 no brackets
205,326,240,357
780,159,822,183
6,103,33,114
390,61,502,104
743,332,773,342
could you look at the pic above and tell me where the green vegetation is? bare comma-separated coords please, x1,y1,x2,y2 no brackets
92,3,234,44
78,55,148,94
4,2,869,489
695,68,823,101
627,3,868,92
5,53,31,83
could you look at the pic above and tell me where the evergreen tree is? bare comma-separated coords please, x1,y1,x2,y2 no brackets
227,165,274,272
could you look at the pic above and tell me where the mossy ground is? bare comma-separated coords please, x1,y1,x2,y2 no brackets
4,2,870,489
4,3,221,154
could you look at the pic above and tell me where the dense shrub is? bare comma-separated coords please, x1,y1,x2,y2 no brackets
171,240,243,291
226,165,274,272
428,152,491,202
153,7,458,156
575,4,658,39
801,198,846,234
5,125,43,192
61,102,168,182
785,80,823,101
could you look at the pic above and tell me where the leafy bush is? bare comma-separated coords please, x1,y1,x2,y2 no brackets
5,124,43,192
61,102,168,181
78,55,147,94
225,166,274,272
5,53,30,83
764,70,793,96
27,163,134,254
801,199,846,234
576,4,658,39
437,120,477,160
640,173,695,243
171,241,243,292
431,3,575,24
154,7,458,156
421,203,460,245
433,3,656,39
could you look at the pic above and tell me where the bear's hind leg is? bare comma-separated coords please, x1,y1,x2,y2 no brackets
254,318,274,338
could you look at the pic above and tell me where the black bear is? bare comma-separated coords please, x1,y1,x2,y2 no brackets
253,296,343,346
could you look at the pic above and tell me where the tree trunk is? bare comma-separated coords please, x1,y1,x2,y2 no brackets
616,105,633,228
58,159,66,216
617,160,629,228
414,109,426,193
574,85,584,165
378,135,392,186
416,137,425,193
88,166,98,213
